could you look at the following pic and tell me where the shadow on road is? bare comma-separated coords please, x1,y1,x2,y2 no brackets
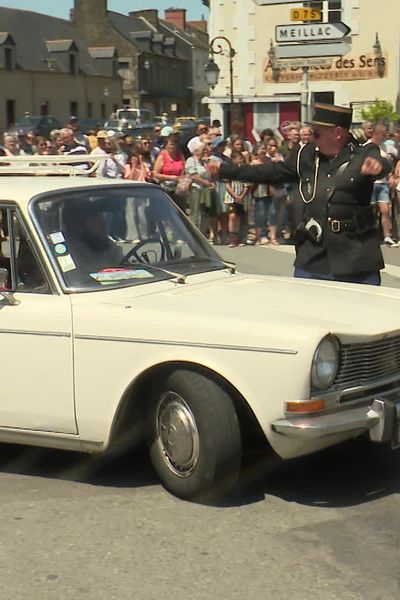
0,438,399,508
226,438,400,508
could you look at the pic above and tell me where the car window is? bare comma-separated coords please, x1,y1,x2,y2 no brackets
0,208,50,294
33,186,223,292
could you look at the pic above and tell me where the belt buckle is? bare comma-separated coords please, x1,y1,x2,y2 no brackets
330,219,341,233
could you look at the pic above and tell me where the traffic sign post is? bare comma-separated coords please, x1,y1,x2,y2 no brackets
274,41,351,59
276,22,351,43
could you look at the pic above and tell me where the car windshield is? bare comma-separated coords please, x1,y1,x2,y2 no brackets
33,185,224,292
15,116,41,127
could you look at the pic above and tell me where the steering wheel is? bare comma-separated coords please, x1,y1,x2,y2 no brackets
120,238,166,265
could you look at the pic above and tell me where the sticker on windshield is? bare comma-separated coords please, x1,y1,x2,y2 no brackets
90,268,154,284
49,231,65,244
54,243,67,255
57,254,76,272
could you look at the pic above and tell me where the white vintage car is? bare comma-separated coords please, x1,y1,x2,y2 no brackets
0,157,399,501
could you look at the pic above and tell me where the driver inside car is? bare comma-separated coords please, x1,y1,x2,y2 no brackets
63,201,123,284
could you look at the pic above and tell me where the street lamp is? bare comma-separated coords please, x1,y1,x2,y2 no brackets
205,36,236,131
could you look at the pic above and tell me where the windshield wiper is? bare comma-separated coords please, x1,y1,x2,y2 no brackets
135,264,187,284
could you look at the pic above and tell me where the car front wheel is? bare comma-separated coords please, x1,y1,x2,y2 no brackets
148,369,242,501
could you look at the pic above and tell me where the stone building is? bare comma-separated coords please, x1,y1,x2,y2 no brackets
205,0,400,138
0,6,122,131
72,1,209,117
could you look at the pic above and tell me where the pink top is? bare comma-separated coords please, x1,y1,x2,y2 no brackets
160,149,185,176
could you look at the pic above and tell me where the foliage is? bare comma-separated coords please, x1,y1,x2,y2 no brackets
360,99,400,125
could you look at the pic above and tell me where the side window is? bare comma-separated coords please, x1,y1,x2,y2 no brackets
1,209,50,294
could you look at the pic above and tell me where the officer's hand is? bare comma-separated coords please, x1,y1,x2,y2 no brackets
361,157,382,176
208,161,221,180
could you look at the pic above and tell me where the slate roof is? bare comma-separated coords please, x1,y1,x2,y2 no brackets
0,7,111,75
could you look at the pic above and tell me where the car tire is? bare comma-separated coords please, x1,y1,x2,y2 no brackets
148,369,242,501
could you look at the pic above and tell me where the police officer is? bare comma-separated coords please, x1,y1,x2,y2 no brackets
210,103,392,286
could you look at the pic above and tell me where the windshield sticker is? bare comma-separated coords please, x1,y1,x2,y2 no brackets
90,268,154,284
57,254,76,272
54,243,67,255
49,231,65,244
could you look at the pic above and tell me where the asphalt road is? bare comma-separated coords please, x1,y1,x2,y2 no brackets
2,244,400,600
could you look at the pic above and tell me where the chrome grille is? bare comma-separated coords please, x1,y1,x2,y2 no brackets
335,336,400,389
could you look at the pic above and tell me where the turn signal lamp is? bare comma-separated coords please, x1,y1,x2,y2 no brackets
286,399,326,413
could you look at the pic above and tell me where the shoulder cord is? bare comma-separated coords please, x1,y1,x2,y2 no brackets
297,144,320,204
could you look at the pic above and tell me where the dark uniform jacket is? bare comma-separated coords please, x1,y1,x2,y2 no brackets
219,139,391,275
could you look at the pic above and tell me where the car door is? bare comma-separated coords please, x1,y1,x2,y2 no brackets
0,207,76,433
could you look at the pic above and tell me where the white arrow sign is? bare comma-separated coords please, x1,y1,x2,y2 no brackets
274,41,351,59
276,22,351,43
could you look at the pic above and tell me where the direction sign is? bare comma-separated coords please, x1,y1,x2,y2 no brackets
275,57,332,68
290,8,321,21
276,22,351,43
274,41,351,59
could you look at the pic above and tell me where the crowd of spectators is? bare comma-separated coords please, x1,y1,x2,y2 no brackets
1,115,399,248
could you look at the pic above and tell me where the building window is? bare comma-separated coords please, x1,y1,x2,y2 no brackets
69,53,77,75
70,101,78,117
304,1,342,23
40,102,49,116
101,103,106,119
6,99,15,128
87,102,93,118
5,48,13,71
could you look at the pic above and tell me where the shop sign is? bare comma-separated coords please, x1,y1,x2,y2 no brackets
263,52,388,82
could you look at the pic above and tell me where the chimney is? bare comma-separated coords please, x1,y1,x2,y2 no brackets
129,10,159,29
164,8,187,30
72,0,107,24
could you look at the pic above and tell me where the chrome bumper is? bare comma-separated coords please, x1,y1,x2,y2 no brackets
271,398,400,444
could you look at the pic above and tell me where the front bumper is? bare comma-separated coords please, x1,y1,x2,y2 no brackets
271,398,400,445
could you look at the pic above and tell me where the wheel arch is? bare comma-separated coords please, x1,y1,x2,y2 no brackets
108,360,269,456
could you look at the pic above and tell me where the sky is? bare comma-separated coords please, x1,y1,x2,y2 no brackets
0,0,209,21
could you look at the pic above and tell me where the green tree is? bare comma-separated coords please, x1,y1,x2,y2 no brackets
360,99,400,125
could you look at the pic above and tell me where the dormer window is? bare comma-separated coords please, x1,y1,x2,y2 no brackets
69,53,77,75
0,33,16,71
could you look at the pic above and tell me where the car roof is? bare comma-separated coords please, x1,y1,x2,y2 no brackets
0,177,149,210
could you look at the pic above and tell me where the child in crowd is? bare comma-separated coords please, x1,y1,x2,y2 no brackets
223,150,251,247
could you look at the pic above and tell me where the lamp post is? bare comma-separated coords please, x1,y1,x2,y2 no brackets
205,36,236,132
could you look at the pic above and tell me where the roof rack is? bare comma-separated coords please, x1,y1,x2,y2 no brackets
0,154,107,176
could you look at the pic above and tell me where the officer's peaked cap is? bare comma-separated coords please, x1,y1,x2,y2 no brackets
308,103,353,129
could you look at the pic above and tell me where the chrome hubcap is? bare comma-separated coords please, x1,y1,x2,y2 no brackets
156,392,199,477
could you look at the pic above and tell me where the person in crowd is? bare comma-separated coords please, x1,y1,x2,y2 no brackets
210,103,392,285
87,128,98,151
153,134,186,210
138,137,153,175
124,150,151,181
361,120,375,144
34,136,51,155
251,142,277,245
208,136,230,244
224,135,251,163
187,122,209,155
299,126,312,146
280,125,300,159
367,123,398,247
17,131,35,155
228,121,253,155
185,141,215,234
209,119,222,137
89,129,108,174
223,150,252,248
259,128,275,146
150,124,163,161
66,116,90,150
102,134,127,178
57,127,87,157
3,134,25,156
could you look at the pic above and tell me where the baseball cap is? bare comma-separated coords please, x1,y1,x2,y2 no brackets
211,136,226,149
160,126,174,137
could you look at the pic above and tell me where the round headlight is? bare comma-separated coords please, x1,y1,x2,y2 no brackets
311,335,340,390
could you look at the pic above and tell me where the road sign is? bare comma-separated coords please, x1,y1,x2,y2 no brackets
290,8,321,21
274,41,351,59
275,57,332,68
254,0,304,4
276,22,351,43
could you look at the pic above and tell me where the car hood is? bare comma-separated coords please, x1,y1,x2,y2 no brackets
71,272,400,349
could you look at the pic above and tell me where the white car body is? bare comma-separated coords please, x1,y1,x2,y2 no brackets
0,170,399,500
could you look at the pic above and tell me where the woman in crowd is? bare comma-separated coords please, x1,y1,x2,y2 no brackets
223,150,252,248
153,134,186,210
124,150,151,181
184,141,215,234
265,137,287,244
251,142,278,245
